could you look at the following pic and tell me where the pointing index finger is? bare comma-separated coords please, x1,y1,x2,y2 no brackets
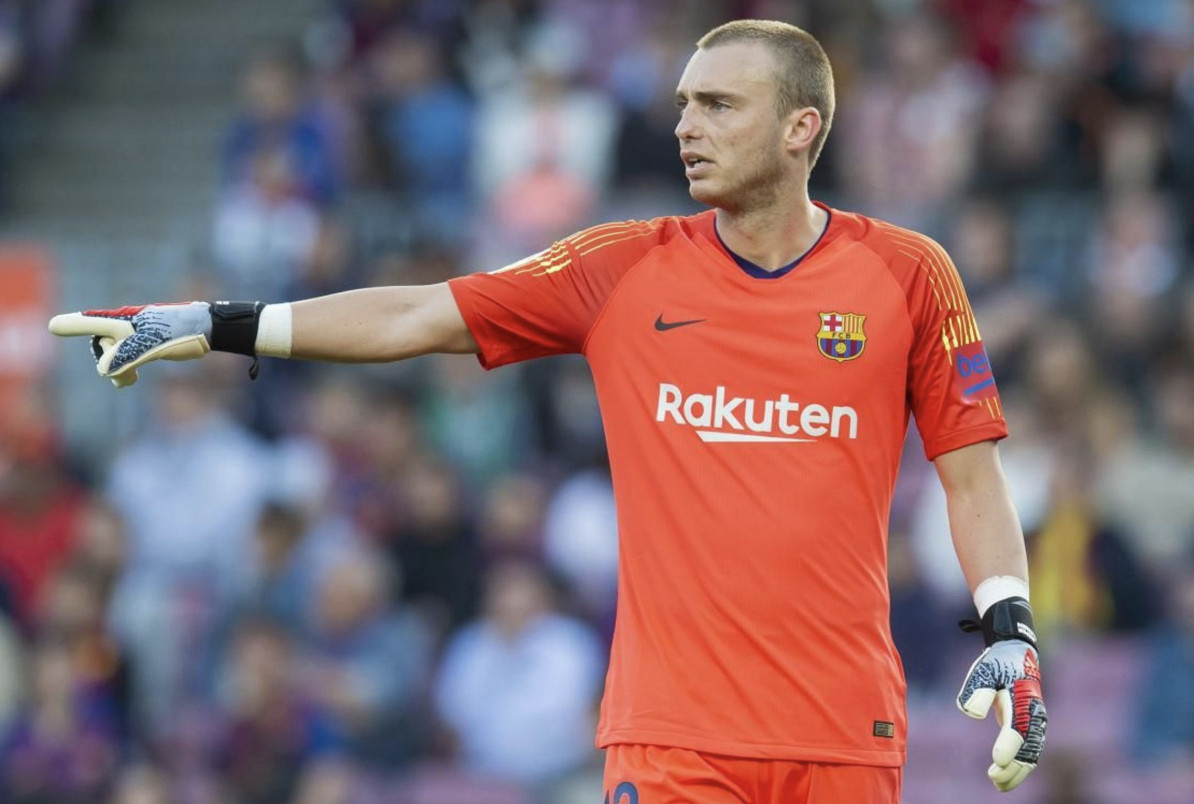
49,312,135,340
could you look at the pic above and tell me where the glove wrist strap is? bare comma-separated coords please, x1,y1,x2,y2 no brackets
960,596,1037,649
209,301,264,356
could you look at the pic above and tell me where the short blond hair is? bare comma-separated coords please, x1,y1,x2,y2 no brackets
697,20,835,168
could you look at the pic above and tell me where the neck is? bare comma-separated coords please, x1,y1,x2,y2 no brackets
715,186,826,272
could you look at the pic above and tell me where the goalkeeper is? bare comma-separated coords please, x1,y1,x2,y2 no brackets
50,19,1045,803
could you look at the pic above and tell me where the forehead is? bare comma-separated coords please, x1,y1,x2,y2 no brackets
676,41,778,96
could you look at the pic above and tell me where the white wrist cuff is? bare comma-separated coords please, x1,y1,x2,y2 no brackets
973,575,1030,618
255,303,293,358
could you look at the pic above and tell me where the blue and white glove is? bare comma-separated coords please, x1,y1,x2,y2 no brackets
48,301,264,387
957,597,1048,792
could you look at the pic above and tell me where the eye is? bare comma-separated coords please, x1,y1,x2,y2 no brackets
710,100,729,111
675,99,688,110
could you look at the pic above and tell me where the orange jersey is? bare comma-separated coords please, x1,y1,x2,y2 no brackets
448,204,1007,766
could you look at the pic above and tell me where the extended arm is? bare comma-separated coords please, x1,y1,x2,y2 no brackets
48,283,479,385
935,440,1047,793
289,284,477,361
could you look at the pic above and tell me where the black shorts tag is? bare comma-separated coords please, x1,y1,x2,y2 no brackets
873,721,895,738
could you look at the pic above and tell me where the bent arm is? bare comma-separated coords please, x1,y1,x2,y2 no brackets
290,283,478,362
934,440,1028,596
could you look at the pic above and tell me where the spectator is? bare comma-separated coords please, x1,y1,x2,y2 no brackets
108,764,171,804
0,637,120,803
0,406,85,627
473,20,620,260
370,29,475,239
212,143,325,301
223,46,339,204
106,368,272,594
1028,448,1160,641
1099,108,1168,194
215,46,341,300
1098,361,1194,576
68,499,126,599
938,0,1035,75
331,0,464,64
266,429,366,609
290,756,362,804
301,549,432,767
542,465,618,626
25,0,89,90
971,67,1077,197
34,566,133,744
1084,189,1183,390
336,386,421,538
389,454,482,633
538,356,606,464
215,618,318,803
420,355,533,484
230,503,312,635
434,560,603,786
105,368,272,732
839,13,989,227
476,472,548,562
291,217,360,299
1131,554,1194,766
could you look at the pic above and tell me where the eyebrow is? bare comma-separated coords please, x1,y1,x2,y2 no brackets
675,89,743,105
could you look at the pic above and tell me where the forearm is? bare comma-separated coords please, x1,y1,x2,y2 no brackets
947,481,1028,595
936,442,1029,606
287,284,477,362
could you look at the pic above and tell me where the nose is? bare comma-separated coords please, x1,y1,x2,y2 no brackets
675,106,700,142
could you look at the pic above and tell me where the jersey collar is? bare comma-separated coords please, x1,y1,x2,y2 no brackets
709,201,836,280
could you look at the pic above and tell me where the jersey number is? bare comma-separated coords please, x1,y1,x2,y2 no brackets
604,781,639,804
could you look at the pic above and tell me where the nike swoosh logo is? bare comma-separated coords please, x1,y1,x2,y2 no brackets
654,314,707,331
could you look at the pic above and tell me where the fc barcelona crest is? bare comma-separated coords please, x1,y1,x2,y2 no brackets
817,312,867,363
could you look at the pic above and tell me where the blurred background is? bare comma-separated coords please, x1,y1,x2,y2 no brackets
0,0,1192,802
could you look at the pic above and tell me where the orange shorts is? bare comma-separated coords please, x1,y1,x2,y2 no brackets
603,744,902,804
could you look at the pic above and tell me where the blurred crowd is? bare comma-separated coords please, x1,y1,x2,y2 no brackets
2,0,1194,801
0,0,123,210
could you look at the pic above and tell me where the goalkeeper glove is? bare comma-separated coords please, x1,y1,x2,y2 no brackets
957,597,1048,792
48,301,264,387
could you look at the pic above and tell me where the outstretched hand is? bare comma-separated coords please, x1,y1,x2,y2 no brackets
48,302,213,387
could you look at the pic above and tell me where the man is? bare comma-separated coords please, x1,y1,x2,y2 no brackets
51,20,1046,803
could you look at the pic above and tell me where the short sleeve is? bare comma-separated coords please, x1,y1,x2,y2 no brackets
904,237,1009,460
448,220,664,369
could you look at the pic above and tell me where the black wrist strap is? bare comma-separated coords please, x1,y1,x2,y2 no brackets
959,596,1037,649
209,301,265,379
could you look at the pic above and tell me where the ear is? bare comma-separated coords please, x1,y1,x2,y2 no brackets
784,106,822,159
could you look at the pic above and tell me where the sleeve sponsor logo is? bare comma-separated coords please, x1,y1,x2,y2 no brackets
954,342,998,400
